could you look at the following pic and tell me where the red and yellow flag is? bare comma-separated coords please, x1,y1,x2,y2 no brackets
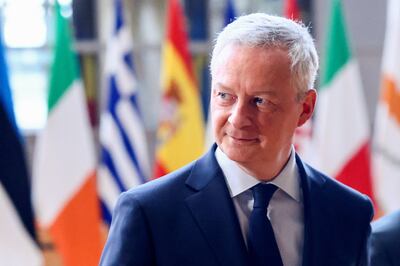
154,0,204,177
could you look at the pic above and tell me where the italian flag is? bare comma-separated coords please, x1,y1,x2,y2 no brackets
311,0,375,202
373,0,400,214
32,3,102,265
154,0,204,177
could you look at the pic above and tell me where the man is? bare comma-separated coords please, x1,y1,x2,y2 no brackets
370,210,400,266
100,13,373,266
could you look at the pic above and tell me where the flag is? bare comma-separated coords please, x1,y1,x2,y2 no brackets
32,3,103,265
0,36,17,130
224,0,236,25
205,0,236,148
98,0,150,224
311,0,375,202
154,0,205,177
372,0,400,214
284,0,300,20
0,31,42,265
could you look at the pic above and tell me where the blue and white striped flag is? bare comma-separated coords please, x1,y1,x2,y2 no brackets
99,0,150,224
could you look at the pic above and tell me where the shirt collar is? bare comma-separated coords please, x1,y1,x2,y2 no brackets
215,146,301,202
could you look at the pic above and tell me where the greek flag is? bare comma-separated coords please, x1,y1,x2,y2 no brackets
99,0,150,224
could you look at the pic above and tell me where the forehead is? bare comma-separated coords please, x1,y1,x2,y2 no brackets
211,44,293,91
212,44,291,72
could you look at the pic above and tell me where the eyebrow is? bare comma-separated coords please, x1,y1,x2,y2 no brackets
213,82,278,97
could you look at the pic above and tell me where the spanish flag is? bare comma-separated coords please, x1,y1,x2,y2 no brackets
154,0,205,177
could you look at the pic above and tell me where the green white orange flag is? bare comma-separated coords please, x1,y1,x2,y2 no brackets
32,3,103,265
373,0,400,214
154,0,204,177
311,0,375,202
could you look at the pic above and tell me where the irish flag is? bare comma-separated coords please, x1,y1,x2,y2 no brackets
33,3,102,265
154,0,204,177
373,0,400,214
311,0,375,202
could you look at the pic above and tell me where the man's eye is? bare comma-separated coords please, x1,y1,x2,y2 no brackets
253,97,264,105
253,97,270,106
217,92,226,98
253,97,277,110
217,92,232,100
214,91,235,105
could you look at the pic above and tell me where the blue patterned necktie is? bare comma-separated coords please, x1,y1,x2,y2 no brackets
247,183,283,266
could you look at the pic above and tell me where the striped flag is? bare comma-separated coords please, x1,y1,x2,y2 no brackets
311,0,375,202
373,0,400,214
32,3,103,265
224,0,236,25
0,31,42,265
98,0,150,224
154,0,205,177
0,34,17,131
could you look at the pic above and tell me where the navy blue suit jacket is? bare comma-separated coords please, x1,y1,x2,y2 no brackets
100,145,373,266
371,210,400,266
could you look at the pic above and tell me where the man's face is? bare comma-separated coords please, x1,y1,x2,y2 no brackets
211,44,315,176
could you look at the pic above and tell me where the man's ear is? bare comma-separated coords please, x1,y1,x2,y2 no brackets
297,89,317,127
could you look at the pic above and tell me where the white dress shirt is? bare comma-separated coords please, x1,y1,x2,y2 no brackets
215,147,304,266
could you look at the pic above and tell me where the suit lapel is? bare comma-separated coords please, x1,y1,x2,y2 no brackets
185,145,248,266
185,149,333,266
296,155,331,266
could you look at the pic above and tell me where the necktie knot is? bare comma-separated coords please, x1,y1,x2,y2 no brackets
252,183,278,209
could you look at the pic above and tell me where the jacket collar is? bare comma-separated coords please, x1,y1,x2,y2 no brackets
185,145,330,266
296,154,329,266
185,144,249,266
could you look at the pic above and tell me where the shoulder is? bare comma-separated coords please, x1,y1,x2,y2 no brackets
120,161,196,205
300,161,373,225
120,146,220,207
304,161,373,210
100,170,195,266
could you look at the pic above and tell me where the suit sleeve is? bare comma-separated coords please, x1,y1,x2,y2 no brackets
99,192,155,266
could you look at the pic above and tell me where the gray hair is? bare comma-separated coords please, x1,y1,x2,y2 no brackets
210,13,319,99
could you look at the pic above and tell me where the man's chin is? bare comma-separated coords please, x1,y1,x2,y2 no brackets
221,145,254,164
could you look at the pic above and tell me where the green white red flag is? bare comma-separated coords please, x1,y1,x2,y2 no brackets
311,0,375,203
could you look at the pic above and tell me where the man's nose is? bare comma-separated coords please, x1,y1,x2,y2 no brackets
227,101,252,128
